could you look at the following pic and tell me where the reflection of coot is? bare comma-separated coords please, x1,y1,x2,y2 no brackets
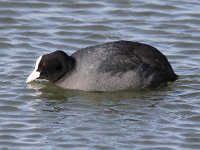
26,41,178,91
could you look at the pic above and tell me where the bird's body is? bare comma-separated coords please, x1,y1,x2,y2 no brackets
27,41,178,91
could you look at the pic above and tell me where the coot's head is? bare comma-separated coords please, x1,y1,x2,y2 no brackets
26,50,75,83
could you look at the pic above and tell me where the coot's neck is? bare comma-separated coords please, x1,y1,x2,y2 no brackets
53,56,76,82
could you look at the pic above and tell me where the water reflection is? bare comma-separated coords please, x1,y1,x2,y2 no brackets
27,80,174,110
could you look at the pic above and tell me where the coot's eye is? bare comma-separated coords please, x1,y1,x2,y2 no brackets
38,62,46,70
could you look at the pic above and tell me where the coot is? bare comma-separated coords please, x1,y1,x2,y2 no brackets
26,41,178,91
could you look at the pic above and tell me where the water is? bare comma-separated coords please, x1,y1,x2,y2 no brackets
0,0,200,149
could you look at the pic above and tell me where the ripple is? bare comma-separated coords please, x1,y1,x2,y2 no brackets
0,99,26,106
0,1,50,9
62,2,105,9
0,42,14,48
142,3,181,10
0,106,20,112
0,17,18,24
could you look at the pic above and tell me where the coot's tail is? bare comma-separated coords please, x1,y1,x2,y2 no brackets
168,73,179,82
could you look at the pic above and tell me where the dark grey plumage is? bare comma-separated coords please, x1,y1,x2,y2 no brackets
55,41,178,91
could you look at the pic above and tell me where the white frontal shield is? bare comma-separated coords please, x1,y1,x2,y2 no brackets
26,56,42,83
